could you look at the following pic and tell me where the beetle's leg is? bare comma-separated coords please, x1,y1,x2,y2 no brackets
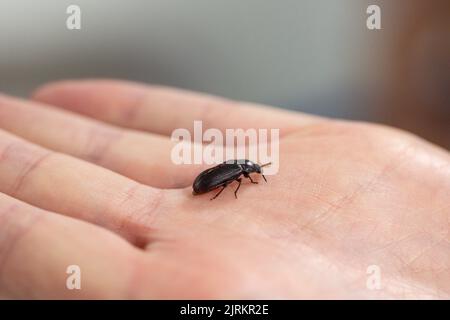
234,178,242,199
210,184,227,200
262,174,267,182
244,173,258,184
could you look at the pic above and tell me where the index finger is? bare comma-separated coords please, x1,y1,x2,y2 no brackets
33,79,323,136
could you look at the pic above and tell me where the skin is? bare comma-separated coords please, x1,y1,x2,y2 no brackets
0,79,449,299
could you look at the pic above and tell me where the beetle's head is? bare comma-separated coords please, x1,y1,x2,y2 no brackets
239,160,259,173
242,160,271,183
242,160,271,174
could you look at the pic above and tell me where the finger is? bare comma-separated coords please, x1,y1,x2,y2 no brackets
0,129,179,245
0,192,139,299
0,94,199,188
32,79,323,136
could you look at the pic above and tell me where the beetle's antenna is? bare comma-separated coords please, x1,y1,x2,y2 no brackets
260,162,271,182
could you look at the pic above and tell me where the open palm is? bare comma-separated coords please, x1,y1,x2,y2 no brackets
0,80,449,299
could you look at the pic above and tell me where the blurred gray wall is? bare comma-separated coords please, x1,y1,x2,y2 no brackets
0,0,388,120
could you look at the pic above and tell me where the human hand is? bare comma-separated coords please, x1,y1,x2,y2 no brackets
0,80,449,298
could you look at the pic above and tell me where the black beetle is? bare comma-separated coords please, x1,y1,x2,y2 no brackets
192,159,271,200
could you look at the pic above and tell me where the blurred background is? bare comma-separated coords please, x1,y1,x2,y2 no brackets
0,0,448,148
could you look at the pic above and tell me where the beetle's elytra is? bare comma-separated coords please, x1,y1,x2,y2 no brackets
192,159,271,200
